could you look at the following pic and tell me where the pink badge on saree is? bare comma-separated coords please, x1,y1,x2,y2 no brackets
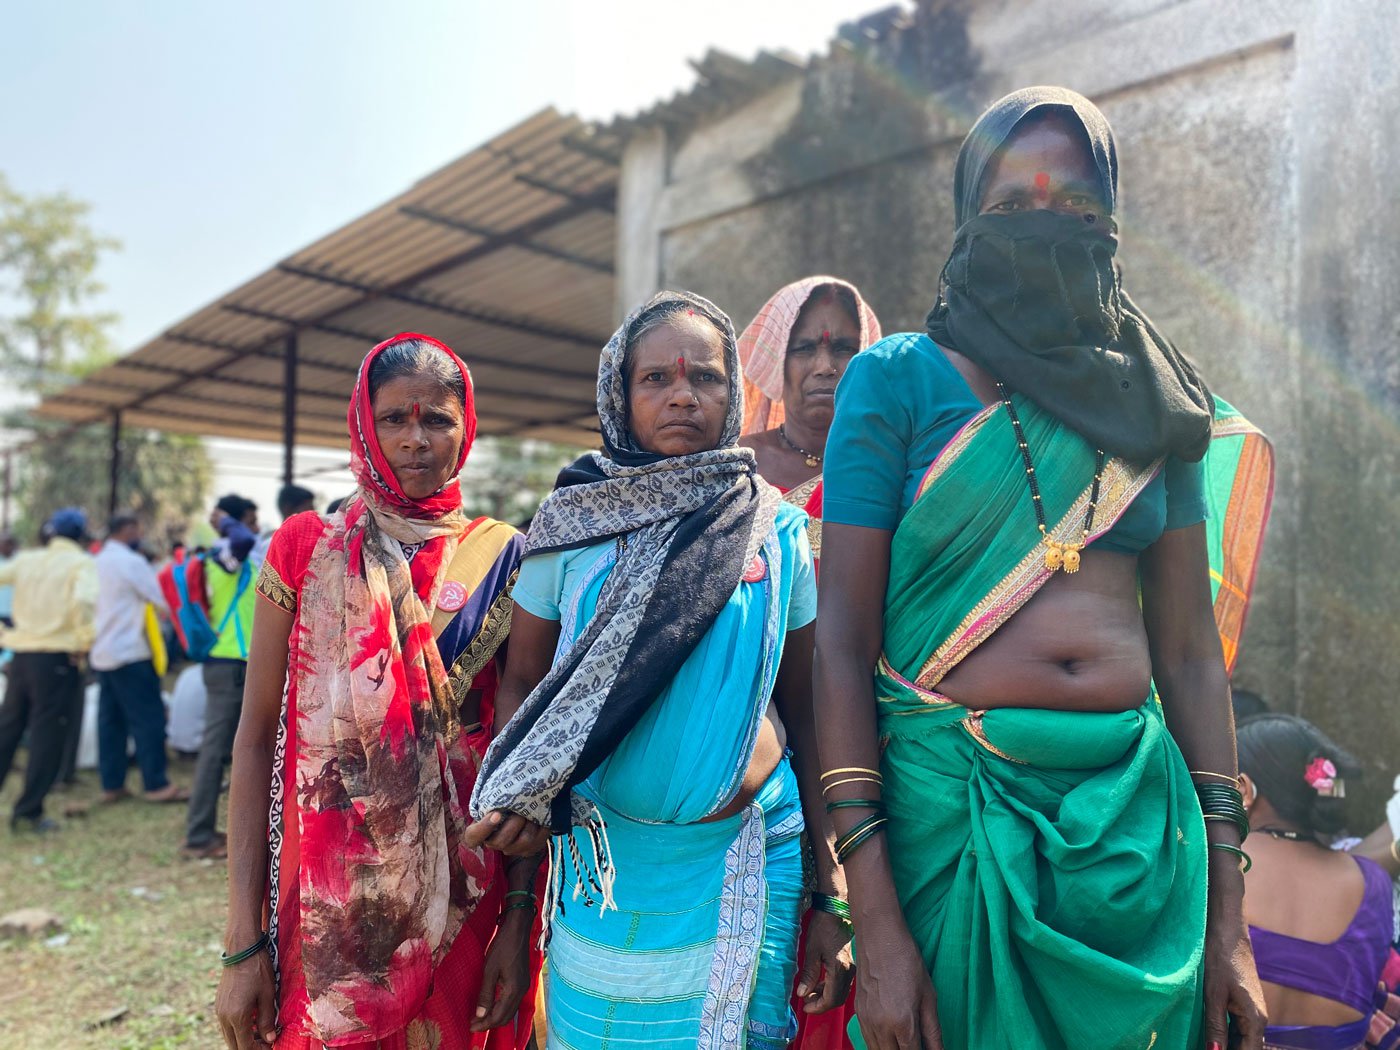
437,581,468,612
742,555,767,583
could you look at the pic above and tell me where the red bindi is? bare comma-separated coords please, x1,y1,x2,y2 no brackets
1033,171,1051,200
677,356,686,378
411,402,420,417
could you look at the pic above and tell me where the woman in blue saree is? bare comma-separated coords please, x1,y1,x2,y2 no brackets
465,291,853,1048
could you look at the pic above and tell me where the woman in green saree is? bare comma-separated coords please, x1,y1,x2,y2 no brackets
815,87,1268,1050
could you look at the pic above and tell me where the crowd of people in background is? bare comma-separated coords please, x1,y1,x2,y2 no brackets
4,86,1400,1050
0,484,318,847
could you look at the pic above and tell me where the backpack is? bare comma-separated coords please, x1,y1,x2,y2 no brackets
161,553,251,662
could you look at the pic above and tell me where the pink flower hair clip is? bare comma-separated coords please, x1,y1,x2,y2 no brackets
1305,757,1345,798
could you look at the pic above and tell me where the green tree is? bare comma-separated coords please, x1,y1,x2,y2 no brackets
0,172,211,545
459,437,583,526
0,173,119,389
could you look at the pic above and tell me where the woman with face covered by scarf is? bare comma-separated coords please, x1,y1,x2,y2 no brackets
465,291,852,1048
815,88,1269,1049
214,334,540,1050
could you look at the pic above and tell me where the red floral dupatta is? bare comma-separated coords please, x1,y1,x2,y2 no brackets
292,334,490,1044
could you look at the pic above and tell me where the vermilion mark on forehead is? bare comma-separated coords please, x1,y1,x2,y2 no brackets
1034,171,1051,199
677,356,686,377
412,402,420,417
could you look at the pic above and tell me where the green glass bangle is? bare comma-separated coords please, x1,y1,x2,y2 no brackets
810,892,852,921
834,813,885,853
1196,783,1250,842
504,889,536,902
836,817,888,864
1208,841,1252,873
824,798,885,815
221,931,270,968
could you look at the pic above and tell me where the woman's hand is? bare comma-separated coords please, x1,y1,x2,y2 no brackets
1202,868,1267,1050
215,951,278,1049
464,810,552,856
795,910,855,1014
471,906,535,1033
854,915,943,1050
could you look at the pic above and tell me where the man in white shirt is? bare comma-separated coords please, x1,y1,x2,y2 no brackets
92,513,183,804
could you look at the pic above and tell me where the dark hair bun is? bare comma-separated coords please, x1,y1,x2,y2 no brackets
1237,713,1361,837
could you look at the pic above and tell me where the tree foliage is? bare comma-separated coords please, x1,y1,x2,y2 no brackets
0,172,212,545
459,437,583,527
0,173,120,390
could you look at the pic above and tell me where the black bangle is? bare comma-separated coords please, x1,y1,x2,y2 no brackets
501,900,535,916
221,931,269,968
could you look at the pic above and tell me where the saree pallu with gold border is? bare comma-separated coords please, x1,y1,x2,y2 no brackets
852,396,1207,1050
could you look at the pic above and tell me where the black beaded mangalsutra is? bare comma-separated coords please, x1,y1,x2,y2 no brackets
997,381,1105,574
777,424,823,468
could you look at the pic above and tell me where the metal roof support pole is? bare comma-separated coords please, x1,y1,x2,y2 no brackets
282,333,298,488
2,450,12,530
108,411,123,518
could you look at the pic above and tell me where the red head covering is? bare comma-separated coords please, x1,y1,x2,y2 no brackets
348,332,477,520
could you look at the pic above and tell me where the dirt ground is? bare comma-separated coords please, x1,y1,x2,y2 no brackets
0,754,228,1049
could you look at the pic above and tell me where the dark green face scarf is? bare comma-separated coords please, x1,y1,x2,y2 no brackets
926,87,1214,464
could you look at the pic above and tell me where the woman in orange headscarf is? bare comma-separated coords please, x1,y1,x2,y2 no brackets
738,277,881,1050
739,276,882,573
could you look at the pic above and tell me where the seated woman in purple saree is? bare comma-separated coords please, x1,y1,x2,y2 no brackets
1239,713,1400,1050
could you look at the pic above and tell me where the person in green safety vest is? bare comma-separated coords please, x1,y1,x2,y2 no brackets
183,493,260,859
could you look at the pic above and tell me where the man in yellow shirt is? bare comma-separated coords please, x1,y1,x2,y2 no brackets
0,508,98,833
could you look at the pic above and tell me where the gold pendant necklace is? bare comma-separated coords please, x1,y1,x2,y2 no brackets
778,424,822,469
997,382,1105,575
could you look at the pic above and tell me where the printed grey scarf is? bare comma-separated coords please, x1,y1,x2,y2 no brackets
470,290,781,833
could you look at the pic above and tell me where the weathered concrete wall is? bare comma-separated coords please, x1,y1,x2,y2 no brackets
617,0,1400,807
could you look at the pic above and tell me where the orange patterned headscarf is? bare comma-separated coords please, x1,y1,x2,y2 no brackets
737,276,882,435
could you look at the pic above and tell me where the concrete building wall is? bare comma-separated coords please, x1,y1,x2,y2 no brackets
615,0,1400,803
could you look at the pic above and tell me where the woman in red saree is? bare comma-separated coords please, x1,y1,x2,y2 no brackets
738,276,882,1050
215,333,540,1050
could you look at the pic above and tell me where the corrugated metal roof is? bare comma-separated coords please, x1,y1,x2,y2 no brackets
597,47,809,141
36,107,619,449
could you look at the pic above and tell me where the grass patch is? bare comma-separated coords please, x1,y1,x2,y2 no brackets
0,755,228,1049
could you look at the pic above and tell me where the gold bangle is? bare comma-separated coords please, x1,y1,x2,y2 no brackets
821,766,882,781
1389,839,1400,866
821,776,884,794
1189,770,1241,785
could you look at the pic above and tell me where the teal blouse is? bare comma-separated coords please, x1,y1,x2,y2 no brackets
824,333,1206,551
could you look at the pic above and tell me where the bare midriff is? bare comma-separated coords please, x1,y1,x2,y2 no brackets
936,549,1152,713
703,703,787,823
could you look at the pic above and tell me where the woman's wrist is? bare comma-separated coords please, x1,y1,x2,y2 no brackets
225,914,266,950
811,854,847,898
496,905,535,936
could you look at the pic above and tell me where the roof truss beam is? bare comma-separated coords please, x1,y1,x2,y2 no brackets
398,205,612,274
